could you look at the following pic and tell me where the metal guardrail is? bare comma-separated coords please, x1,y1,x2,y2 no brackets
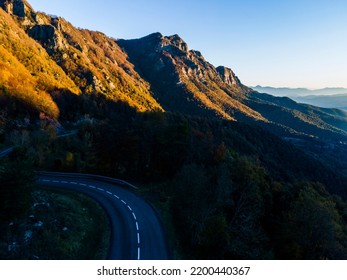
37,171,139,190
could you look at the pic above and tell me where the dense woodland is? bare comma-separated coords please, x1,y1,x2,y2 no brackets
1,0,347,260
1,93,346,259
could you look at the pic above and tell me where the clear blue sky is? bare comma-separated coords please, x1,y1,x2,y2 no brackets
28,0,347,89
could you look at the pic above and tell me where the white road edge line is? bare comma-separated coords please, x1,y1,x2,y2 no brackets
37,176,142,260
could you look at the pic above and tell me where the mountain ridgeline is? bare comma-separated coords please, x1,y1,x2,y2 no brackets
1,0,347,142
1,0,347,260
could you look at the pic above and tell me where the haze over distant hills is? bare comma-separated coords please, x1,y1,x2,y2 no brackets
252,85,347,97
294,94,347,111
252,86,347,110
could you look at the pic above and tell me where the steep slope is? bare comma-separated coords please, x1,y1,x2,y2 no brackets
0,7,79,118
118,33,264,121
0,0,163,112
2,0,347,143
119,33,347,141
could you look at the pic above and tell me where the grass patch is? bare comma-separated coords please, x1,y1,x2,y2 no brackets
0,189,110,260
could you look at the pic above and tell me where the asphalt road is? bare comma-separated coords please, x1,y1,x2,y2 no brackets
0,131,76,159
37,174,168,260
0,147,14,158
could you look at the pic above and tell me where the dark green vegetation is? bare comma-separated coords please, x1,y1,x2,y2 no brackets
0,149,110,260
77,108,347,260
0,149,35,223
1,0,347,260
7,102,344,259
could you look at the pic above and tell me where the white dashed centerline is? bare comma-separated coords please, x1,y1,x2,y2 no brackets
39,177,141,260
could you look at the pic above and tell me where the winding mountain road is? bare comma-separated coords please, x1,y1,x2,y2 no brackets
1,145,168,259
37,173,168,260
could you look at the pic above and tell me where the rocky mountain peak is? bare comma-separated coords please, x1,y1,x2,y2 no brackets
0,0,33,18
143,32,164,42
0,1,68,53
216,66,241,87
124,32,190,56
165,34,188,52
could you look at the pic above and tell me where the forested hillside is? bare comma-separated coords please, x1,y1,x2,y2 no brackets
1,0,346,260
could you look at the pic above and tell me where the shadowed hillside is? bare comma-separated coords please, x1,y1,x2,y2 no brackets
0,0,347,260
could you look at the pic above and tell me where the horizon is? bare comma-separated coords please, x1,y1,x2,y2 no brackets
28,0,347,89
252,85,347,90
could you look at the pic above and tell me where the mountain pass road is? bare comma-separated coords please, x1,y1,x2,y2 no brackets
37,173,168,260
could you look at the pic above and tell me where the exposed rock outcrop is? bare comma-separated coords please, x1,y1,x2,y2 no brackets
28,24,66,52
118,33,264,121
216,66,241,87
0,0,163,112
2,0,346,142
0,0,33,18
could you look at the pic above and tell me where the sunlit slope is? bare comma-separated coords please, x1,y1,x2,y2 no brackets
0,8,79,117
21,10,163,112
119,33,265,121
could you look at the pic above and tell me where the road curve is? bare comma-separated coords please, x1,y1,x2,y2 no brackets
0,147,14,158
37,173,168,260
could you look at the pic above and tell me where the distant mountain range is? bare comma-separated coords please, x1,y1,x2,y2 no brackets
294,94,347,111
252,86,347,97
252,86,347,111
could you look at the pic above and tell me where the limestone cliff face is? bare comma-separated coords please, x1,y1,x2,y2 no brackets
2,0,345,141
0,0,33,18
118,33,264,121
216,66,241,87
28,24,67,52
0,0,163,112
